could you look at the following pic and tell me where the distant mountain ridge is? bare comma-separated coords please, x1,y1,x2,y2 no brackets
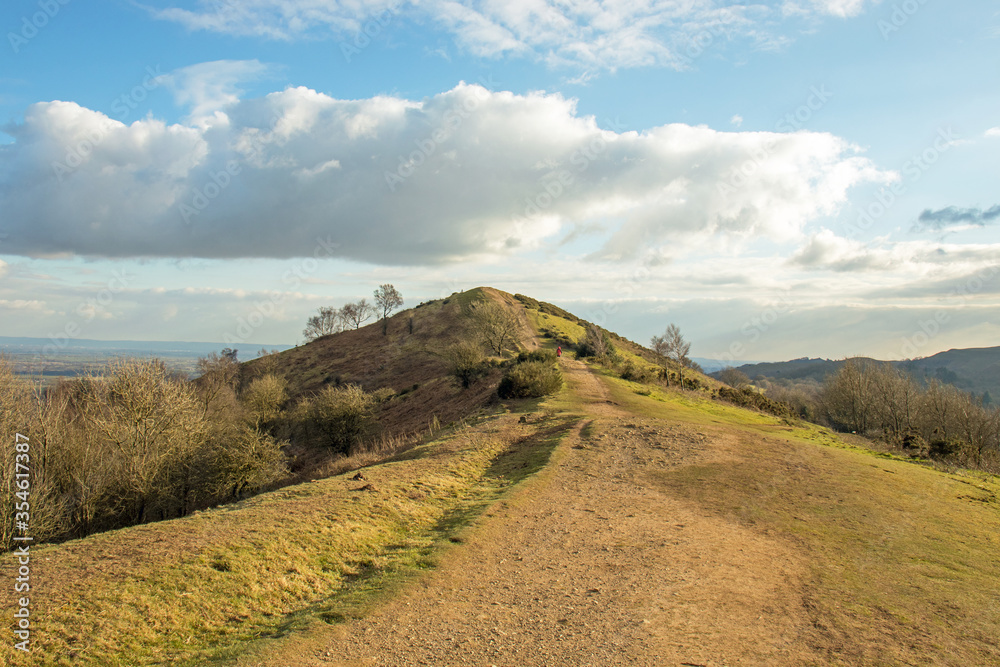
725,346,1000,400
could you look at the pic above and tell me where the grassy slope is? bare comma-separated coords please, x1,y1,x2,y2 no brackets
602,370,1000,665
248,287,499,437
0,407,576,666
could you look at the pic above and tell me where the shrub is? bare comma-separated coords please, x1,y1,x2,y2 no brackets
619,361,656,384
576,325,616,360
716,385,794,418
306,384,379,453
370,387,396,403
241,374,288,428
446,341,490,388
498,361,563,399
516,349,557,364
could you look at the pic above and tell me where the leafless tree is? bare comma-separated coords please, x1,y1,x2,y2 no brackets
718,367,751,388
469,299,520,356
342,299,375,329
651,323,691,386
195,351,240,416
303,306,344,341
373,284,404,334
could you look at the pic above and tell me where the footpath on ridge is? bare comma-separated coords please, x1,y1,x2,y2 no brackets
250,356,821,667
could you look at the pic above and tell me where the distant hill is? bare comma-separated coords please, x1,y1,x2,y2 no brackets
725,347,1000,400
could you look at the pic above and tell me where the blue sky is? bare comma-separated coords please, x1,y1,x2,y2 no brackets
0,0,998,362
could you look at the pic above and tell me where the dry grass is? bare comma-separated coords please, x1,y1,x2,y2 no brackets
604,366,1000,665
0,409,566,666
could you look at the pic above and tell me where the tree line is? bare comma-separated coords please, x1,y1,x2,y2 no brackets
721,359,1000,471
303,284,403,341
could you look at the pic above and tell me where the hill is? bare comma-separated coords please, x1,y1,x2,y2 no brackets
3,290,1000,666
727,347,1000,400
243,286,536,437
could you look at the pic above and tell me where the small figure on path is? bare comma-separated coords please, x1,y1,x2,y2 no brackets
556,346,562,358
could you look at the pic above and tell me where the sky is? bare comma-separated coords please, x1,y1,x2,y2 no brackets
0,0,998,362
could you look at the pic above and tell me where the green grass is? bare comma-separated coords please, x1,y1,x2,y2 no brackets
0,411,574,667
585,360,1000,665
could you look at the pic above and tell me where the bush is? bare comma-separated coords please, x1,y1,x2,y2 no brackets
619,361,656,384
576,325,616,360
305,384,379,453
716,385,794,418
516,349,557,364
242,374,288,428
446,341,490,388
498,361,563,399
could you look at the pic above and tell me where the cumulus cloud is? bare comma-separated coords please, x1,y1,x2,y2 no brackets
145,0,873,70
913,205,1000,232
790,229,1000,272
0,82,885,264
985,127,1000,138
789,229,896,271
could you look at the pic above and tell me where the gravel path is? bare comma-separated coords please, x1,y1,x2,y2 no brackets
281,359,820,666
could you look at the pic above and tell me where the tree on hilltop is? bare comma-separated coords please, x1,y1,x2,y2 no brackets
342,299,375,329
303,306,344,342
373,284,404,335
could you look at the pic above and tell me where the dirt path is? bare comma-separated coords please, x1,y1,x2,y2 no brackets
264,362,821,666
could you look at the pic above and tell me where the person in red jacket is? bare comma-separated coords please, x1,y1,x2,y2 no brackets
556,346,562,358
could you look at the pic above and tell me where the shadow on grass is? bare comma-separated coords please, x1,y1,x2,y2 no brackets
181,414,577,666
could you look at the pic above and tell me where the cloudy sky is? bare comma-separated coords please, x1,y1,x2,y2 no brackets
0,0,998,361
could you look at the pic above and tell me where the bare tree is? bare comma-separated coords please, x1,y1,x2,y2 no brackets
824,358,878,434
196,351,240,416
651,323,692,386
468,299,520,356
373,284,404,334
303,306,344,341
718,367,751,388
342,299,375,329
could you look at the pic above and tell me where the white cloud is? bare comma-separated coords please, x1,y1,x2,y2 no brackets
0,299,48,312
790,229,1000,273
156,59,272,125
985,127,1000,138
730,114,743,127
145,0,875,71
0,83,886,264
